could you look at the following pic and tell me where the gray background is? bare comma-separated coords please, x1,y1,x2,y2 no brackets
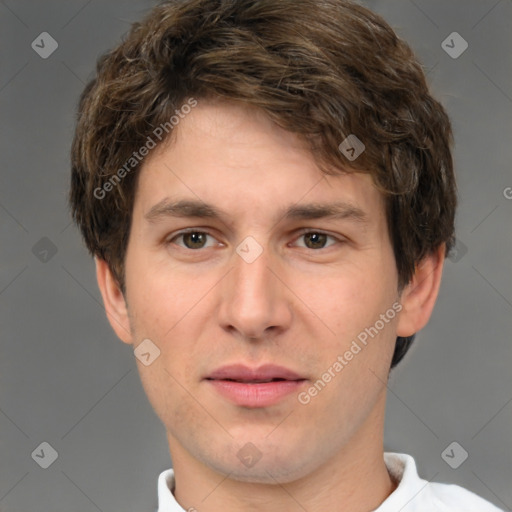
1,1,511,511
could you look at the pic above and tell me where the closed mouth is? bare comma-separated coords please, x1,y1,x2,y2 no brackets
210,377,298,383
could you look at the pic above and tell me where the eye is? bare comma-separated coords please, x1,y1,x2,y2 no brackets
166,229,342,252
292,230,339,250
168,230,217,250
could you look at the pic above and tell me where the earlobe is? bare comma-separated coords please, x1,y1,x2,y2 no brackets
94,257,133,345
396,244,446,338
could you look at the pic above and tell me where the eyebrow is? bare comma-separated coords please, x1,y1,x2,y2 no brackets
144,198,368,225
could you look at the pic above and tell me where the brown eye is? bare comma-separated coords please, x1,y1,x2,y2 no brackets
182,232,207,249
170,231,214,250
303,232,328,249
294,231,337,250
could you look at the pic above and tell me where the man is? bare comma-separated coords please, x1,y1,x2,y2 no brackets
69,0,503,510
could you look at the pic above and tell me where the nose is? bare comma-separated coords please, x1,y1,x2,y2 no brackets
217,240,292,341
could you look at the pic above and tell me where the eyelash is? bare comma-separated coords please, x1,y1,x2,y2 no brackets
166,228,342,251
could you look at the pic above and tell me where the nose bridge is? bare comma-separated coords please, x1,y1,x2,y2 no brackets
232,238,275,312
219,236,290,339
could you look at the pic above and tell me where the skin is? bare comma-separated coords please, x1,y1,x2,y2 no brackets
96,99,445,512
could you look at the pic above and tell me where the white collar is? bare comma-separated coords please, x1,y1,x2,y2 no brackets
156,452,502,511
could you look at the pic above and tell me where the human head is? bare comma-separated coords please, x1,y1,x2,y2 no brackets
70,0,456,368
69,1,457,495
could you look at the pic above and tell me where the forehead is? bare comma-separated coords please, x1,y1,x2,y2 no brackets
133,100,385,224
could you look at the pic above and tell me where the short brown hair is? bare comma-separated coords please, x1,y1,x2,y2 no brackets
69,0,457,368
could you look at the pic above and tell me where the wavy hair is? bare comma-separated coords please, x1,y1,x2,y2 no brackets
70,0,457,368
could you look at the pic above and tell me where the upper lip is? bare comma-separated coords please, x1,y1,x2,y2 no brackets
205,364,305,382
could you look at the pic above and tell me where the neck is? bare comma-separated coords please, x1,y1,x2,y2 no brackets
167,394,396,512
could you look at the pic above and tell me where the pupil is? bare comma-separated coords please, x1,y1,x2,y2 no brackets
185,232,205,248
306,233,326,249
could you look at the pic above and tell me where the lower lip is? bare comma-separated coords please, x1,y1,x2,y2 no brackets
206,379,307,407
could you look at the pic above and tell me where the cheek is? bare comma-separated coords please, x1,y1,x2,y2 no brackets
291,250,398,382
125,260,212,380
125,252,194,333
296,263,387,339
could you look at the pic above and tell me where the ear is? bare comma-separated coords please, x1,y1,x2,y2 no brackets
396,244,446,337
95,257,133,345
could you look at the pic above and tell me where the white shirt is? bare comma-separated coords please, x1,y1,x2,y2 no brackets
156,452,504,511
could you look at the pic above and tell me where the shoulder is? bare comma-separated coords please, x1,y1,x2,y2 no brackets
381,452,504,512
427,481,504,512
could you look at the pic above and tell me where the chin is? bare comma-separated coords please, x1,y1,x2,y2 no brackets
216,463,307,485
205,446,317,485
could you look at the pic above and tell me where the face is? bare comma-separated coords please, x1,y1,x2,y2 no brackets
106,100,406,484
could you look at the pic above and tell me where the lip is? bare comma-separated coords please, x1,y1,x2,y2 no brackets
205,363,305,382
205,364,307,408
